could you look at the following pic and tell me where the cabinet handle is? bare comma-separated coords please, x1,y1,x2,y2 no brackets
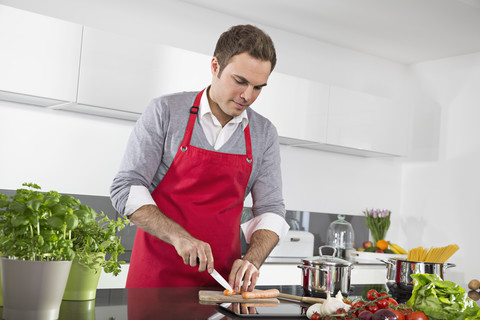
290,237,300,242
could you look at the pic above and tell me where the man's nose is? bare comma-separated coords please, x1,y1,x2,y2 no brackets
241,86,254,102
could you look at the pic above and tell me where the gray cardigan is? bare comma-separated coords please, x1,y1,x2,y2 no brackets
110,91,285,219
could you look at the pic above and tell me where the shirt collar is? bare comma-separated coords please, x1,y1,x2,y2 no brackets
199,87,249,129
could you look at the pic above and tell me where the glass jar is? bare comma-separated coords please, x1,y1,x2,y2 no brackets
326,215,355,261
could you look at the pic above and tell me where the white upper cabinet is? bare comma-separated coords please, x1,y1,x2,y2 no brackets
0,5,409,157
254,72,329,144
327,86,409,156
0,5,82,105
75,27,211,118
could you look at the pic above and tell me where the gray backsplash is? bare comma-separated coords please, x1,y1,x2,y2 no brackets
1,189,369,261
241,207,369,256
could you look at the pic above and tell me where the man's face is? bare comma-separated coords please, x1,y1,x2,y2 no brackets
208,52,271,125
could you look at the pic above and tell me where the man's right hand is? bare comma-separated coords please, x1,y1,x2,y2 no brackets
171,234,214,273
129,204,214,273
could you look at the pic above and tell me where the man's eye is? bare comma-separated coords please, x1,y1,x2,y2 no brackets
234,79,247,85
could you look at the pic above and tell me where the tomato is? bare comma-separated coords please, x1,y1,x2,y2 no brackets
405,311,429,320
388,308,405,320
353,301,366,309
352,301,366,316
367,289,379,301
378,292,388,298
366,304,379,313
311,313,321,320
336,308,346,314
387,298,398,306
376,298,389,309
396,306,414,315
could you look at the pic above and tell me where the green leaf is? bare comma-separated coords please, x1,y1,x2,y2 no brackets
9,202,26,214
65,214,79,230
11,215,30,227
47,216,64,230
35,234,45,246
51,204,67,216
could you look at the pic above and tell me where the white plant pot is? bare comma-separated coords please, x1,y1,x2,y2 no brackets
1,258,72,320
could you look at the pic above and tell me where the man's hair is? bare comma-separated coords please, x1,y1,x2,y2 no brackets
214,24,277,75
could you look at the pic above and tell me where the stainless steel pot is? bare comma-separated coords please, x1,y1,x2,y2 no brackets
298,246,353,298
380,258,456,300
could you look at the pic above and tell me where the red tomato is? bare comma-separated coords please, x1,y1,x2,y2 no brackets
376,298,389,309
336,308,346,314
352,301,366,316
406,311,428,320
311,313,321,320
387,298,398,306
397,307,414,315
366,304,379,313
378,292,388,297
388,308,405,320
353,301,366,308
367,289,379,301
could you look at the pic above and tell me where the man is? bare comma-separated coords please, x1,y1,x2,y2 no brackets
110,24,289,293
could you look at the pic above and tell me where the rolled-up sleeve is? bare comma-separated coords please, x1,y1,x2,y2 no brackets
241,212,290,243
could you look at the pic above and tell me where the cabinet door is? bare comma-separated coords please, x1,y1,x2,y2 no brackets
253,72,329,144
77,27,211,115
327,86,409,156
0,5,82,104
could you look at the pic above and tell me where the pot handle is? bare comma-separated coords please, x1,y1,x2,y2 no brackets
297,265,329,273
378,258,395,266
319,245,336,257
444,263,456,269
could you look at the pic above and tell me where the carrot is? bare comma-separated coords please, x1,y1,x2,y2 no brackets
241,289,280,299
223,289,242,296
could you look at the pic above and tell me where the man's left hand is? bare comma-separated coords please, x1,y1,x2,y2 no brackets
228,258,259,293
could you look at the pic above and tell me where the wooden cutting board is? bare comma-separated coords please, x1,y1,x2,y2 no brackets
198,290,280,303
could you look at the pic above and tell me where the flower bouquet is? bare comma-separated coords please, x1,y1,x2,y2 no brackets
363,208,391,244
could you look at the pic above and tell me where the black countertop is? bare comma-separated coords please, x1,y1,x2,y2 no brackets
52,284,387,320
3,283,472,320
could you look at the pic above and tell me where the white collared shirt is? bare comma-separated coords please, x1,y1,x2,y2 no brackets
198,88,248,150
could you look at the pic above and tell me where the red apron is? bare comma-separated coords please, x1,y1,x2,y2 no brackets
126,90,253,287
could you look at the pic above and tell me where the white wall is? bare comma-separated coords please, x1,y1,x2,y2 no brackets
0,100,134,195
401,52,480,284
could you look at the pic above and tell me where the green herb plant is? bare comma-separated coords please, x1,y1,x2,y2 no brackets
0,183,129,276
0,183,77,261
71,207,129,276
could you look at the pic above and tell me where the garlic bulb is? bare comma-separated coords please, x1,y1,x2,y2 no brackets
306,291,351,319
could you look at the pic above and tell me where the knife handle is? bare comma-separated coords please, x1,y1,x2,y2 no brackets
278,293,325,304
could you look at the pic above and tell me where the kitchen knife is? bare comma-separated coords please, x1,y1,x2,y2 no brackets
209,269,233,291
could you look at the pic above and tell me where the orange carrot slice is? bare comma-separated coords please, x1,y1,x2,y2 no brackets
223,289,241,296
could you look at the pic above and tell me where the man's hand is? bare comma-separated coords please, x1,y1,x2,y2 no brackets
171,234,214,273
228,229,279,292
129,204,214,273
229,258,260,292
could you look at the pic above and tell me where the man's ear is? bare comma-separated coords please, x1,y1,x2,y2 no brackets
211,57,220,76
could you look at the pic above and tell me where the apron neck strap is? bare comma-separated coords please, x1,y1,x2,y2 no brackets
181,90,253,161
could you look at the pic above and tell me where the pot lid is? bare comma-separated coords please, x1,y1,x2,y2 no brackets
302,255,352,267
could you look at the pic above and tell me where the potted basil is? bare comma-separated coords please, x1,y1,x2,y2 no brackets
63,206,129,301
0,183,78,320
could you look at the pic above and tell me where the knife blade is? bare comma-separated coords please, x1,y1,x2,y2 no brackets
209,269,233,291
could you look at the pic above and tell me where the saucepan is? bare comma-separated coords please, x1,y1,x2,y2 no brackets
379,258,456,300
298,246,353,298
